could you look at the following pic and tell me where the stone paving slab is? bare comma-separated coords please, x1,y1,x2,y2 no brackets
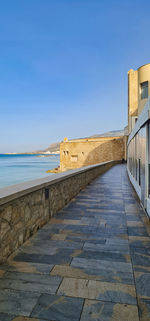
14,250,73,265
31,294,84,321
129,236,150,249
68,248,131,263
0,315,46,321
51,263,134,284
0,261,54,274
32,239,84,250
134,272,150,299
128,226,149,237
138,298,150,321
0,164,150,320
83,241,130,253
0,289,40,316
0,271,62,294
18,245,59,256
80,299,139,321
130,247,150,271
58,277,137,304
105,237,129,245
71,257,133,273
53,233,107,243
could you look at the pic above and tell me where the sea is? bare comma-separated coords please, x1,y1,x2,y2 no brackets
0,154,60,188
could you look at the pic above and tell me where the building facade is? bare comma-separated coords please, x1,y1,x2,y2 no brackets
127,63,150,217
128,64,150,133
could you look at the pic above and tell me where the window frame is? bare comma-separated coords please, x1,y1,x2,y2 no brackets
140,81,148,100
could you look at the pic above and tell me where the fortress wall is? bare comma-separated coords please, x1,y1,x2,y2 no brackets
60,136,125,171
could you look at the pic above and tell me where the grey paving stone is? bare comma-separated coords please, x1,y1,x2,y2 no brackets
80,299,139,321
126,215,142,221
0,315,46,321
57,224,127,235
66,235,106,244
20,245,59,255
0,261,54,274
106,238,129,245
131,248,150,269
0,313,15,321
32,239,84,250
138,298,150,321
129,236,150,249
83,242,130,254
58,277,137,304
51,263,134,284
13,250,72,265
75,248,130,263
31,294,84,321
71,257,133,273
0,289,40,316
135,272,150,298
0,272,62,294
128,226,149,237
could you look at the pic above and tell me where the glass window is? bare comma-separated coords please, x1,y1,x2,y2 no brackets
128,133,141,187
148,122,150,196
141,81,148,99
138,158,141,186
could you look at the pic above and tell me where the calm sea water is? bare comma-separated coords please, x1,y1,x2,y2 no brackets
0,154,60,188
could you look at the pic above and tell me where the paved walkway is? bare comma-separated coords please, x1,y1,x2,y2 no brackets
0,164,150,321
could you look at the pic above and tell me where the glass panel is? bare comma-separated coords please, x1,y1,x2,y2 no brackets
139,126,146,204
148,122,150,197
149,164,150,196
139,158,141,186
141,81,148,99
128,131,141,187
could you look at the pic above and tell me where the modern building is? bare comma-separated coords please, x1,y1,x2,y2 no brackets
128,64,150,133
127,63,150,217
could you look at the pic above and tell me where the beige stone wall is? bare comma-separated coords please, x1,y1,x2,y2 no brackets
138,64,150,114
0,160,120,264
0,189,50,264
128,69,138,133
60,137,125,171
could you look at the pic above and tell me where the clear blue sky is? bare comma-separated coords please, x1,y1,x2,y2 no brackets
0,0,150,152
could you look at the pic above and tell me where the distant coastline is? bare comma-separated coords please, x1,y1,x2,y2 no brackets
4,152,39,155
4,151,60,156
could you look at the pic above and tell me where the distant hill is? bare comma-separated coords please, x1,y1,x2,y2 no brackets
69,129,124,141
36,130,124,153
90,130,124,138
34,142,60,154
44,142,60,152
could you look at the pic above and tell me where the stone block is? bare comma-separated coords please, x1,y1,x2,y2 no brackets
1,220,10,239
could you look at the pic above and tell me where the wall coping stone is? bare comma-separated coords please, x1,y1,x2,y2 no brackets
0,160,117,206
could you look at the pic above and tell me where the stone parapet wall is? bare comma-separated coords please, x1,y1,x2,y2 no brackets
0,160,120,264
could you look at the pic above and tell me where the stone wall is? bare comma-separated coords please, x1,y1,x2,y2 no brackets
0,160,120,264
60,136,125,171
